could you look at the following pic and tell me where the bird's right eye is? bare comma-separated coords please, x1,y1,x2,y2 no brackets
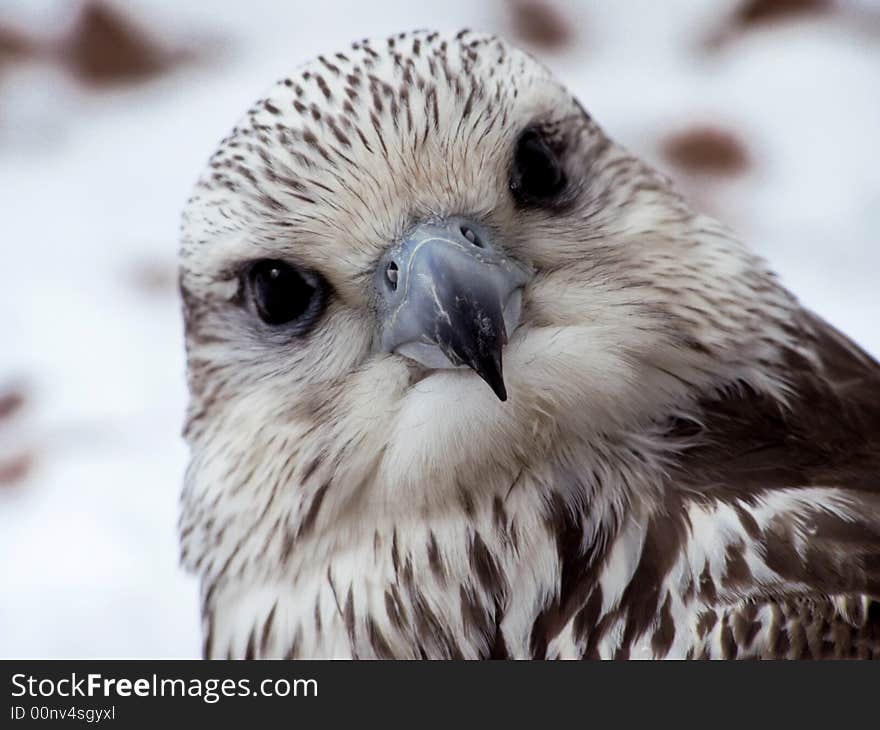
246,259,325,327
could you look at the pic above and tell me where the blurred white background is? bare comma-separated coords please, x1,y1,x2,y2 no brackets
0,0,878,657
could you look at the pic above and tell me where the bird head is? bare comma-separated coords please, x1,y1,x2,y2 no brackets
179,31,789,558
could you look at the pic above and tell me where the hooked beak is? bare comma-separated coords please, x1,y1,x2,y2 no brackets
375,218,531,401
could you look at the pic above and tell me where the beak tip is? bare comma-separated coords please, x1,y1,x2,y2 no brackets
478,364,508,402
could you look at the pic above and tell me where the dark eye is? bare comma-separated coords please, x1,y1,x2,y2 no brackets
247,259,324,327
510,128,566,205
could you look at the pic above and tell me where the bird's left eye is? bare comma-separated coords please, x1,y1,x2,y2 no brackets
247,259,324,327
510,128,566,206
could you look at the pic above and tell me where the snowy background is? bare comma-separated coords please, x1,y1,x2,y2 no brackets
0,0,877,658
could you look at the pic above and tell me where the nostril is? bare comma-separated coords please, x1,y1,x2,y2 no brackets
460,225,483,248
386,261,399,290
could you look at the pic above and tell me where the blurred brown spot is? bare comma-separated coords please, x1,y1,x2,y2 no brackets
60,1,188,86
507,0,574,50
663,127,750,177
0,388,25,422
704,0,833,50
129,258,177,296
0,24,38,68
0,452,33,487
735,0,830,26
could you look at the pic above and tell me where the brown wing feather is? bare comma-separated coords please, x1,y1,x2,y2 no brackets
673,310,880,495
671,309,880,657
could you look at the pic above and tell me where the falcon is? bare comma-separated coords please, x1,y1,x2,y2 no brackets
178,30,880,659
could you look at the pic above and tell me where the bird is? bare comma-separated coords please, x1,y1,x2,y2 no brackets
178,30,880,659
